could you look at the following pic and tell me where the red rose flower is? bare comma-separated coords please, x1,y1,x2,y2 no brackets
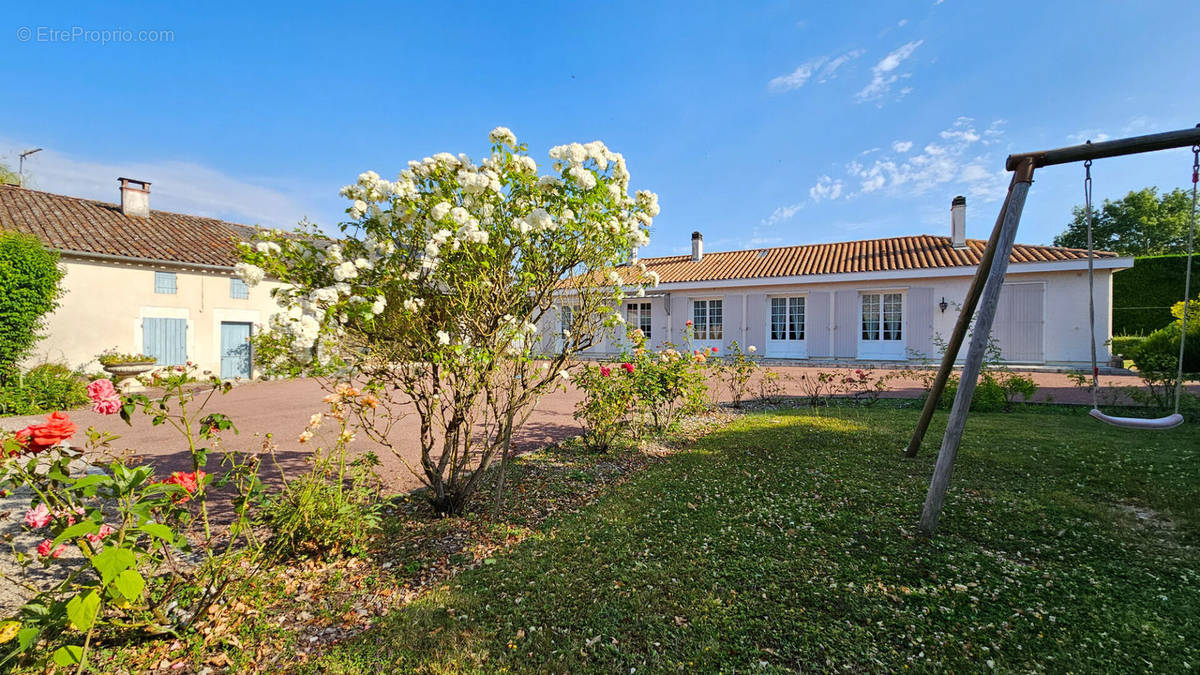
621,362,634,374
162,470,206,502
14,412,77,455
599,366,611,377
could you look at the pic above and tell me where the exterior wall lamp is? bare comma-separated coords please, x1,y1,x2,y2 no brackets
939,297,948,313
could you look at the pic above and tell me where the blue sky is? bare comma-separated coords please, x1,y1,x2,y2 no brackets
3,1,1199,258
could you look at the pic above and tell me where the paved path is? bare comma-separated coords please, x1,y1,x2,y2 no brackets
1,367,1189,495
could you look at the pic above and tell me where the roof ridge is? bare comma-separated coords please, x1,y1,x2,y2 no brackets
0,183,251,229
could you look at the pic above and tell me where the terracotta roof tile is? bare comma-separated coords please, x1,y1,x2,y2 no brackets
0,184,254,267
622,235,1118,285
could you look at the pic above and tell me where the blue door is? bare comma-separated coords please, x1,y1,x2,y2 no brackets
220,322,252,379
143,318,188,366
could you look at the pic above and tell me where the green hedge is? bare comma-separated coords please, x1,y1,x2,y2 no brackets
0,232,64,380
1113,254,1200,335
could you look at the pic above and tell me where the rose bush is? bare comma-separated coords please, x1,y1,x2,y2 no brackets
0,366,269,672
236,127,659,514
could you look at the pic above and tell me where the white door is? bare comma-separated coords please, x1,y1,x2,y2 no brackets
766,296,807,358
993,283,1045,363
690,298,723,352
857,292,905,360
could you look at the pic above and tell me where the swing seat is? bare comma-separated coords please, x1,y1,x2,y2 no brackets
1089,408,1184,430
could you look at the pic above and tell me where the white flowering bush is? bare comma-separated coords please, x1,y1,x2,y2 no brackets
237,127,658,514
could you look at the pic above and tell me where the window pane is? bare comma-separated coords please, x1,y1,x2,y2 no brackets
693,301,707,340
883,293,903,340
789,297,805,340
770,298,786,340
709,300,722,340
639,303,652,338
560,306,573,333
861,294,880,341
154,271,176,295
230,277,249,299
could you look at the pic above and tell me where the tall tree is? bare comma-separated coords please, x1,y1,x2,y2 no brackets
1054,187,1198,256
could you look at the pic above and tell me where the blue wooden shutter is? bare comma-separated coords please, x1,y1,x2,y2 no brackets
143,318,187,365
154,271,177,294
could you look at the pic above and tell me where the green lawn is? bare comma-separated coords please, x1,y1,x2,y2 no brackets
310,406,1200,673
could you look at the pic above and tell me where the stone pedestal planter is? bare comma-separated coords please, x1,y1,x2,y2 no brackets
102,362,157,393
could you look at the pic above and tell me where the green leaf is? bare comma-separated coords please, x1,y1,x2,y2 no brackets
17,626,39,651
91,546,135,585
66,591,100,631
138,522,175,543
69,474,112,491
113,569,145,602
52,644,84,666
51,520,99,548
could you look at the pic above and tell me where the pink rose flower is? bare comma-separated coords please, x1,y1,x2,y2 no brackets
87,379,121,415
36,539,63,559
24,503,52,529
86,524,116,545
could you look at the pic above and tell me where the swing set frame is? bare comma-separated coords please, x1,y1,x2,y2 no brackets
907,125,1200,537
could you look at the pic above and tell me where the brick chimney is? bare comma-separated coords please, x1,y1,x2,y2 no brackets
119,177,151,218
691,231,703,262
950,195,966,249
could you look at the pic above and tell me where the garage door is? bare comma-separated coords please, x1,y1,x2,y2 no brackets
993,283,1044,363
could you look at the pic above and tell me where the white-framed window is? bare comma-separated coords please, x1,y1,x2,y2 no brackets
770,297,805,341
230,277,249,299
692,299,723,341
626,302,651,339
861,292,903,341
154,271,177,294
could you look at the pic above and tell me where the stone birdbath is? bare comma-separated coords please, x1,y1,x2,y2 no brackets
100,358,158,393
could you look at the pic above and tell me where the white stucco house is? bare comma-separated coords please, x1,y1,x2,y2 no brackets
568,197,1133,367
0,179,284,378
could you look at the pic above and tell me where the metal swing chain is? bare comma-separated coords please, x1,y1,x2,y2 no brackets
1084,157,1100,409
1173,145,1199,414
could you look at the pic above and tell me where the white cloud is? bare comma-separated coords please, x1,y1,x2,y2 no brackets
1066,129,1111,144
769,49,865,91
1,140,311,227
816,49,865,83
763,201,805,226
892,140,913,153
843,117,1008,201
898,19,909,27
809,175,844,202
768,57,827,92
856,40,923,102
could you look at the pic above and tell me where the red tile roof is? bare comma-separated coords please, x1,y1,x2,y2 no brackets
622,235,1120,285
0,184,255,268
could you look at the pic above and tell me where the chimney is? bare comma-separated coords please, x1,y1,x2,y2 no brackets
691,231,703,262
950,195,966,249
119,177,151,218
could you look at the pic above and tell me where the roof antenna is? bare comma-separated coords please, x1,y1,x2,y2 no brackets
18,148,42,188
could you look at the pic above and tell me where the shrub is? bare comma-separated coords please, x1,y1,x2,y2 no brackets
625,330,707,431
0,233,64,382
0,363,88,416
1130,319,1200,375
239,127,660,516
574,362,637,452
1109,335,1145,360
714,341,757,407
264,385,384,557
